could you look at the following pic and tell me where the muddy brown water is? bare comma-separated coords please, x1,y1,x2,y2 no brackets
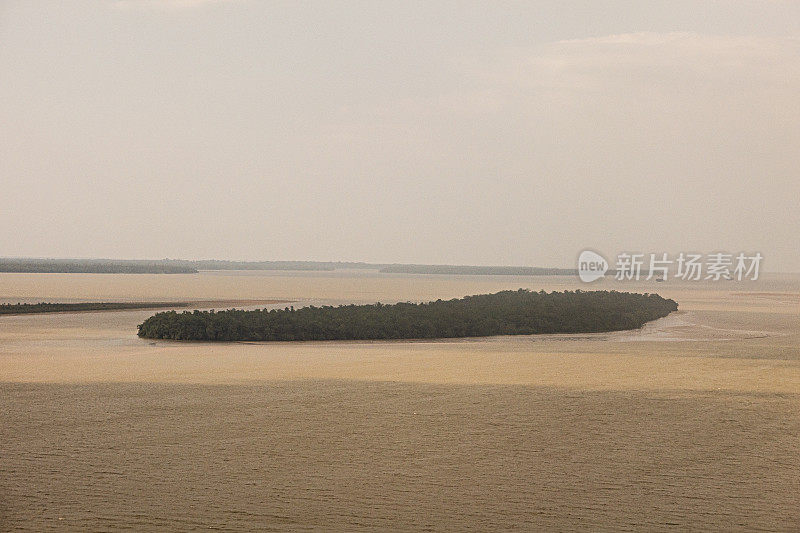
1,272,799,531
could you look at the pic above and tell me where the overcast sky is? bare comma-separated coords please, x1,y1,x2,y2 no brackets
1,1,798,270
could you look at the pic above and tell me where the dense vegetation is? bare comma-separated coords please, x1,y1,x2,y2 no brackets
137,290,677,342
0,302,190,315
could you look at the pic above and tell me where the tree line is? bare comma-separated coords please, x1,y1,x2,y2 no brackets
137,289,678,342
0,259,196,274
0,302,191,315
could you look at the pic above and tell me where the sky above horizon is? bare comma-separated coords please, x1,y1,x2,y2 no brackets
1,1,799,271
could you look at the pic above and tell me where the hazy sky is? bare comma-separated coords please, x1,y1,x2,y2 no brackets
1,1,799,270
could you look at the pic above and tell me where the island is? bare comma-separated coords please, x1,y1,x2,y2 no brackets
137,289,678,342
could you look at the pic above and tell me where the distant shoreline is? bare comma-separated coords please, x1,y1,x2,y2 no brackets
0,258,578,276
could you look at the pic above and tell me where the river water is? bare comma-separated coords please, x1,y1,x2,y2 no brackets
1,271,798,530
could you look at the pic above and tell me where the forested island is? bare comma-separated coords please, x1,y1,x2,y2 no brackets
137,290,678,342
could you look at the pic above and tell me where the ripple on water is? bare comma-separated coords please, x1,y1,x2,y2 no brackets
1,381,798,531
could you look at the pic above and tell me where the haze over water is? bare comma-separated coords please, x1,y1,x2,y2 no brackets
1,271,798,530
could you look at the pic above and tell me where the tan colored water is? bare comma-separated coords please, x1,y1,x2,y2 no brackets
1,271,799,530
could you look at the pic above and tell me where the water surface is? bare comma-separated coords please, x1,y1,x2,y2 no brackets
1,272,798,531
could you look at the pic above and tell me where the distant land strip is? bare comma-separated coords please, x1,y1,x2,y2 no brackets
0,259,198,274
0,258,580,275
378,265,577,275
0,300,292,316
